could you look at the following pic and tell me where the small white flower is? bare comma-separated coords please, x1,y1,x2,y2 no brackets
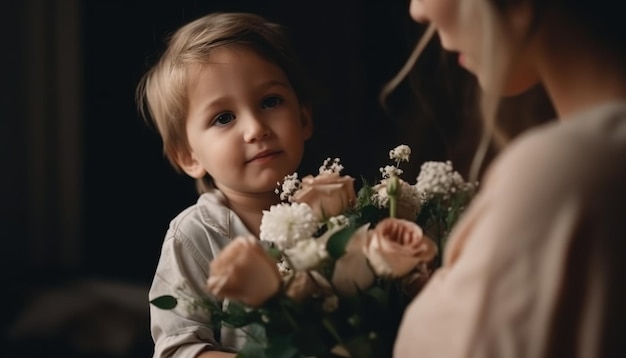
372,191,389,208
415,161,475,203
372,178,420,211
327,215,349,229
283,238,328,271
319,158,344,174
389,144,411,162
276,173,302,202
260,203,319,250
379,165,403,179
276,259,292,276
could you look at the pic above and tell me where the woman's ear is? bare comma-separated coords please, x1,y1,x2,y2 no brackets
176,151,206,179
300,104,314,140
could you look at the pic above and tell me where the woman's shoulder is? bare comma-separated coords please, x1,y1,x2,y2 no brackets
518,100,626,149
487,101,626,195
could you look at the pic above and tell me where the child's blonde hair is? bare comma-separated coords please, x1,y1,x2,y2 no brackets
136,12,313,193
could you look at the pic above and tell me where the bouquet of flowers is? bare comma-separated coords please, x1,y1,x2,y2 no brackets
151,145,477,358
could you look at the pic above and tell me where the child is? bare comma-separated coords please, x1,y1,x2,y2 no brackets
390,0,626,357
136,12,314,357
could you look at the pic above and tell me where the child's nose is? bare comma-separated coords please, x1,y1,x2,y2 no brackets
242,115,270,142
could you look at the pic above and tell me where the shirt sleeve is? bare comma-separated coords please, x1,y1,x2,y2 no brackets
149,228,223,358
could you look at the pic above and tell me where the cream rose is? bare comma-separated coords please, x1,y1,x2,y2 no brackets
331,224,376,296
206,235,281,307
363,218,437,278
292,173,357,219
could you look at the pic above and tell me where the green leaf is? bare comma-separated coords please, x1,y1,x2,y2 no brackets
415,200,435,227
364,286,388,307
236,324,267,358
293,317,335,357
246,323,268,342
356,179,376,208
359,205,384,221
150,295,178,310
237,341,267,358
265,333,300,358
326,226,356,259
265,246,282,261
222,301,262,328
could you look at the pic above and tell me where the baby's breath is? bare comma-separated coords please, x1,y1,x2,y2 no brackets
276,173,302,202
327,215,349,229
277,259,292,276
389,144,411,162
372,178,420,212
379,165,403,179
415,161,475,203
380,145,411,179
319,158,344,174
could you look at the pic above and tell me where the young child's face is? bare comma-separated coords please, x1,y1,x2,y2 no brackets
180,47,312,196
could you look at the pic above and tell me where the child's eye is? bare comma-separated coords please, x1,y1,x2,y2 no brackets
213,112,235,126
261,96,283,109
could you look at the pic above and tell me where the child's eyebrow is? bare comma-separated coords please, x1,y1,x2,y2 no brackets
257,79,291,91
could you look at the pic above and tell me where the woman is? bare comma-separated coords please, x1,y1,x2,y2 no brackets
392,0,626,356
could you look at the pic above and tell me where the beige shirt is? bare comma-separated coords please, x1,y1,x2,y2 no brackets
394,101,626,357
149,190,250,358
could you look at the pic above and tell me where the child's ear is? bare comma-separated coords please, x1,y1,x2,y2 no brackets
176,151,206,179
300,104,314,140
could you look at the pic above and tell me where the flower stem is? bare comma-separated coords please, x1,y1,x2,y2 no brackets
389,197,397,219
323,317,344,344
279,300,300,331
387,175,399,219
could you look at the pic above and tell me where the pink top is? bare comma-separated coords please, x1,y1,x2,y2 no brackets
394,101,626,357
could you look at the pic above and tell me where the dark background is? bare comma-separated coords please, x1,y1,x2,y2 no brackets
1,0,552,356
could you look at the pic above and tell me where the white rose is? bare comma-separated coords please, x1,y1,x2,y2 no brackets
283,239,328,271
